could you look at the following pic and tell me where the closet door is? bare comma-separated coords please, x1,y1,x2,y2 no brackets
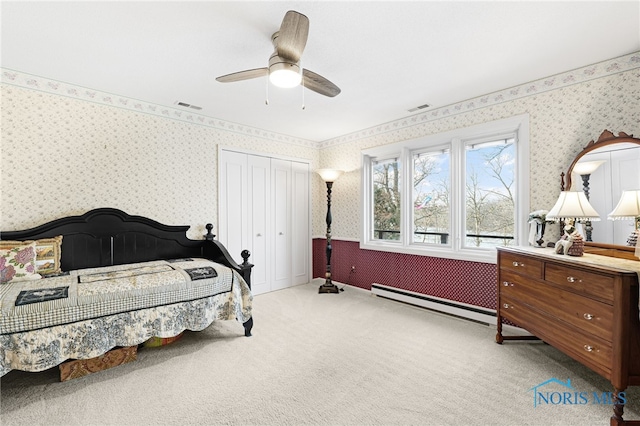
247,155,271,295
271,159,292,291
291,161,310,285
218,150,248,262
219,149,310,294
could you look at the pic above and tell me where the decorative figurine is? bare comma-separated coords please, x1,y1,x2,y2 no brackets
554,219,584,256
528,210,549,247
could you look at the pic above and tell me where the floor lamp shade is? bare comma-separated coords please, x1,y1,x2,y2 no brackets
317,169,344,182
572,160,606,176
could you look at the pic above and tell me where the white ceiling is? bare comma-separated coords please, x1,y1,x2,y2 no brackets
2,1,639,143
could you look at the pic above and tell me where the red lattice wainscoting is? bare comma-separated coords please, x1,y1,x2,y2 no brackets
313,239,498,310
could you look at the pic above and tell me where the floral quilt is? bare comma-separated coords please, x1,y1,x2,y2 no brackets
0,260,252,376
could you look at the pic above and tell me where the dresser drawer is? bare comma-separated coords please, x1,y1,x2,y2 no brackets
544,263,614,304
499,270,613,342
500,294,612,378
499,251,543,279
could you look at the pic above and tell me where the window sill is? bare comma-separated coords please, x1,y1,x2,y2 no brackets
359,241,499,264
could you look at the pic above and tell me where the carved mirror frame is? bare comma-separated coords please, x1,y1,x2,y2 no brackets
562,130,640,191
561,130,640,259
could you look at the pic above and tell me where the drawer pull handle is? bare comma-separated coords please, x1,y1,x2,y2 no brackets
503,303,511,309
502,281,514,287
566,276,582,283
583,345,596,352
512,261,524,267
583,313,594,320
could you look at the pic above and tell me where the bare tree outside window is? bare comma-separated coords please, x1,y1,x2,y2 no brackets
465,139,515,248
413,150,450,244
372,159,401,240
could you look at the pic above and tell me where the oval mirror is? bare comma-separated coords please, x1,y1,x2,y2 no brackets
564,130,640,247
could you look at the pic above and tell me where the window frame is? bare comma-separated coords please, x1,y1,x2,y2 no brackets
370,155,403,243
360,114,530,264
409,143,453,248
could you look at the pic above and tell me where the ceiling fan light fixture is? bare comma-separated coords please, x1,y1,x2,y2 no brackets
269,62,302,88
216,11,340,97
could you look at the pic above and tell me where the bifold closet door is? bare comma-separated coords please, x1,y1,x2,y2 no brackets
271,159,293,291
246,155,270,295
218,150,248,266
220,150,310,295
291,161,310,285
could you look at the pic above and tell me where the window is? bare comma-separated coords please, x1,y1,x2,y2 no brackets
464,137,515,249
413,147,450,245
361,115,529,263
372,158,401,241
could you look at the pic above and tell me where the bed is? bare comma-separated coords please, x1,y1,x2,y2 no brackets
0,208,253,377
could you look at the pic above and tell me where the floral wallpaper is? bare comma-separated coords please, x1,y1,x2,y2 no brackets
1,52,639,246
0,84,318,241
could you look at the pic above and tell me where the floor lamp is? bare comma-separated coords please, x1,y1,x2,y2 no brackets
572,160,605,241
317,168,344,294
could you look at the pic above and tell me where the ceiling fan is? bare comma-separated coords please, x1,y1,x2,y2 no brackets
216,10,341,98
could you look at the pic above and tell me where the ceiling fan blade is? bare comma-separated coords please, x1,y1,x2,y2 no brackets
216,68,268,83
302,69,341,97
276,10,309,62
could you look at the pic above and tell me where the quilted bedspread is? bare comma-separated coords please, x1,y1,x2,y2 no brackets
0,258,252,376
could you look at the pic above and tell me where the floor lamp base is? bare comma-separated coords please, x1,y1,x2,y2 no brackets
318,282,340,294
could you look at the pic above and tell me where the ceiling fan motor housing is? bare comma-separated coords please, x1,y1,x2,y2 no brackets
268,52,302,88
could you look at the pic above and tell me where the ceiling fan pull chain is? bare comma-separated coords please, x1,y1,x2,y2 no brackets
265,76,269,105
301,64,305,110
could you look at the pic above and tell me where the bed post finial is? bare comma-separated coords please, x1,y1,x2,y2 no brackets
241,249,251,264
204,223,216,241
240,250,254,290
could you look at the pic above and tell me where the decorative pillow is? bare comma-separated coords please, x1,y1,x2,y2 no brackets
0,236,63,275
0,242,42,284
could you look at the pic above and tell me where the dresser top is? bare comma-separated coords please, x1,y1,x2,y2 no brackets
498,246,640,275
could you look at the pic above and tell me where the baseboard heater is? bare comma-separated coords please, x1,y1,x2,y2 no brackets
371,283,496,325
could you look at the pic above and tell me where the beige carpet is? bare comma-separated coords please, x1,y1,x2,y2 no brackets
1,279,638,426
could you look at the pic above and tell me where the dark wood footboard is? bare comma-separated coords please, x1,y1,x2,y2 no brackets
202,223,253,288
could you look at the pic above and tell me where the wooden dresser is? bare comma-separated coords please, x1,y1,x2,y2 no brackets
496,246,640,425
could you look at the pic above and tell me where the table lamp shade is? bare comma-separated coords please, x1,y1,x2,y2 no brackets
608,190,640,220
546,191,600,221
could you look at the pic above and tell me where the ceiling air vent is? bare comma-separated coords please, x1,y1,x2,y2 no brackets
408,103,431,113
175,101,202,110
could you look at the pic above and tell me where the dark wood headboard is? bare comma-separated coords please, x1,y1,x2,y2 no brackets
1,208,252,287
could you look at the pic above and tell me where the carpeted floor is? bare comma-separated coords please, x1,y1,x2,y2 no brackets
1,279,639,425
